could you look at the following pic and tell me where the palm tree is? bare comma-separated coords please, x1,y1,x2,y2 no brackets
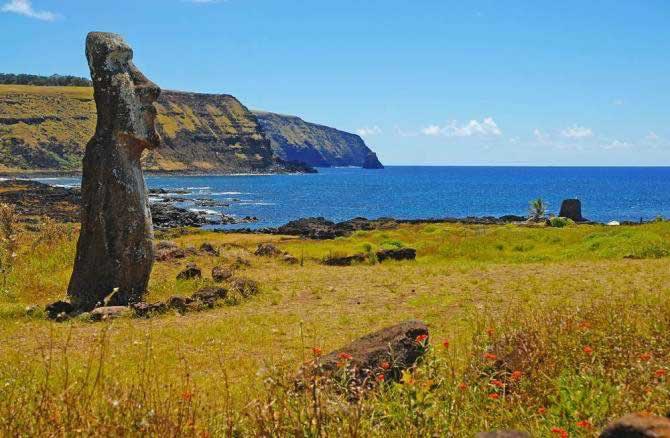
529,198,547,221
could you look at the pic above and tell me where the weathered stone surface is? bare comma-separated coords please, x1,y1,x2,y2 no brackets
476,432,530,438
254,243,283,257
67,32,161,310
600,413,670,437
212,265,234,282
131,301,167,317
322,253,367,266
559,199,587,222
45,300,74,319
376,248,417,262
199,242,220,256
282,253,299,264
192,286,227,307
89,306,131,321
177,263,202,280
305,320,429,385
229,277,260,297
166,295,194,312
155,240,189,262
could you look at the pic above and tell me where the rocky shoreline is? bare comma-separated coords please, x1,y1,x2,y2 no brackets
0,179,649,236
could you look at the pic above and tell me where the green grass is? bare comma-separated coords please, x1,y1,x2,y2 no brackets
0,220,669,435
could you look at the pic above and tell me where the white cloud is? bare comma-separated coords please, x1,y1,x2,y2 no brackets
533,128,549,143
613,99,624,106
1,0,57,21
356,126,382,137
420,117,502,138
421,125,441,136
561,125,593,139
646,131,660,141
601,140,631,150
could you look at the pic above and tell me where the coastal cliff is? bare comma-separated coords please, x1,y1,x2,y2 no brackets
253,111,384,168
0,84,380,174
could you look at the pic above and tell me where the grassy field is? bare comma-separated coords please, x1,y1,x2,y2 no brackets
0,218,669,436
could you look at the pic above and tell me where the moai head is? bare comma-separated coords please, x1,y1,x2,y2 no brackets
86,32,161,155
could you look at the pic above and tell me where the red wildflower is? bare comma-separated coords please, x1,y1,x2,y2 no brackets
338,352,353,361
655,369,667,378
380,361,391,370
511,370,523,381
416,334,429,343
487,393,500,400
181,391,193,402
491,379,504,388
442,339,450,349
458,383,467,391
376,374,385,382
538,407,547,415
551,427,568,438
583,346,593,355
484,353,497,361
312,347,323,357
640,352,652,362
576,420,592,430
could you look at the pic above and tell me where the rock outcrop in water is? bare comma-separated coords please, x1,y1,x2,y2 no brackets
559,199,587,222
67,32,159,310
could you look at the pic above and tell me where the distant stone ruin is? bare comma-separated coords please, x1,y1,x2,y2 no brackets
67,32,161,310
559,199,587,222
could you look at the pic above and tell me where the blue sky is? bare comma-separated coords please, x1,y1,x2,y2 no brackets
2,0,669,166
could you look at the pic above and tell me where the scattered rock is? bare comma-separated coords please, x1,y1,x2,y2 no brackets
151,203,222,229
275,217,398,240
600,413,670,438
498,215,527,223
25,305,41,316
177,263,202,280
233,256,251,268
45,300,74,320
67,32,161,310
131,302,167,318
255,243,283,257
191,286,228,307
322,253,368,266
559,199,587,222
282,253,299,264
376,248,417,262
230,277,260,297
477,432,530,438
166,295,194,312
302,320,429,385
155,240,189,262
212,266,235,282
199,242,220,256
89,306,131,321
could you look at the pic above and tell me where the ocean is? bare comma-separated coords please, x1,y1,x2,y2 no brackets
35,166,670,228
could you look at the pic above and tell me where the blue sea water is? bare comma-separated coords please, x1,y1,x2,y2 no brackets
35,166,670,228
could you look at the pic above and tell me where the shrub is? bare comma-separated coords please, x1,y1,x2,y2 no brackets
529,198,547,221
549,217,574,228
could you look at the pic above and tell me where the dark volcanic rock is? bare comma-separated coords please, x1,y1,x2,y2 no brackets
376,248,416,262
212,265,235,282
229,277,260,297
67,32,161,310
254,243,283,257
0,180,81,222
166,295,194,312
192,286,227,307
45,300,74,319
303,320,429,385
362,151,384,169
600,413,670,437
559,199,587,222
131,301,167,317
199,242,220,256
150,203,218,229
177,263,202,280
322,253,368,266
275,217,398,240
